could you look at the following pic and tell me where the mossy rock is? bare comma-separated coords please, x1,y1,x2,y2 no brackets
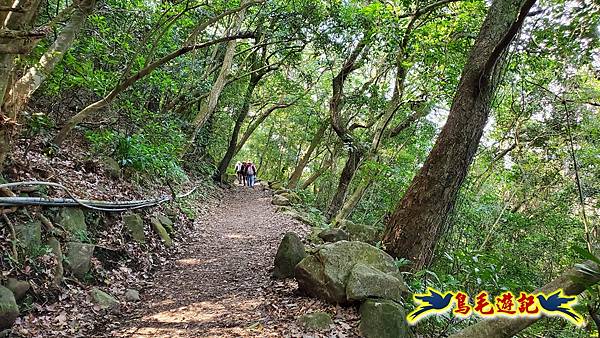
340,220,382,245
90,288,119,312
102,157,121,179
274,188,292,195
157,214,174,234
346,264,405,302
47,237,64,286
5,279,29,302
359,299,410,338
57,208,87,238
0,286,18,330
123,213,145,243
280,192,301,204
273,232,306,279
318,228,349,243
150,217,172,247
14,220,41,252
295,241,398,304
272,195,291,206
64,242,95,279
297,312,333,331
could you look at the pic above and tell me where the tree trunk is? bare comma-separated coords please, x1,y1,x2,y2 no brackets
382,0,536,270
52,33,252,146
5,0,96,115
214,74,260,182
326,147,364,220
301,153,334,190
234,102,291,154
287,120,328,189
333,176,372,223
449,260,600,338
0,0,42,171
183,3,249,155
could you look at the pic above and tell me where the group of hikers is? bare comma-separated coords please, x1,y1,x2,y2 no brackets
234,161,258,187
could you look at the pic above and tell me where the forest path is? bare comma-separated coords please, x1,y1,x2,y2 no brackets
109,185,311,337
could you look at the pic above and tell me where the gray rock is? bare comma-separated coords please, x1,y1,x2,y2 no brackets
57,208,87,238
14,220,41,252
279,192,301,204
271,195,291,206
123,213,145,243
295,241,398,304
90,288,119,312
102,157,121,179
47,237,64,286
157,214,174,234
297,312,333,330
359,299,410,338
340,220,382,244
0,286,18,330
273,232,306,279
124,289,140,302
64,242,95,279
273,188,292,195
4,279,29,302
318,228,349,243
150,217,172,247
346,264,405,302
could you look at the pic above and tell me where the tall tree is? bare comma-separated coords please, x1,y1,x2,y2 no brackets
382,0,537,269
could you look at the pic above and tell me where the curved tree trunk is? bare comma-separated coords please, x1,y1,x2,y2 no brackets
52,33,253,146
382,0,536,270
325,147,364,220
0,0,43,171
288,120,328,189
301,152,334,190
5,0,96,116
182,3,249,155
214,75,260,182
333,176,372,223
449,260,600,338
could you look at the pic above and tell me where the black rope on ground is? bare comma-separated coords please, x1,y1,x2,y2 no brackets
0,181,197,212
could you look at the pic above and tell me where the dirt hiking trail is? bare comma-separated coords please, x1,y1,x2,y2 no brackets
103,186,358,337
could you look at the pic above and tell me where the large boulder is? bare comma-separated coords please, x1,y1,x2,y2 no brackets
90,288,119,312
294,241,398,304
297,312,333,331
47,237,64,286
150,217,172,247
346,264,406,302
0,286,18,330
14,221,41,252
64,242,95,279
123,213,145,243
340,220,382,244
57,208,87,238
271,195,291,206
318,228,349,243
5,279,29,302
359,299,410,338
273,232,306,279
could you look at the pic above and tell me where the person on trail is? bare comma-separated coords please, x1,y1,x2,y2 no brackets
245,160,257,187
241,161,248,186
234,161,243,185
